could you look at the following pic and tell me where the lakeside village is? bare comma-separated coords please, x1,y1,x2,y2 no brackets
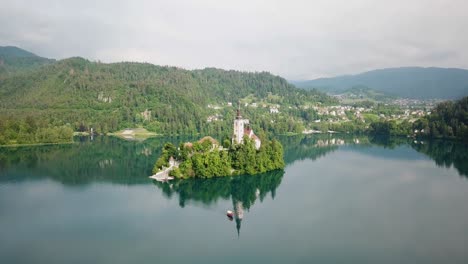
205,98,440,134
150,105,285,182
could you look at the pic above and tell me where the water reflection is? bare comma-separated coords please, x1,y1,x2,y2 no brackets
281,134,468,178
410,139,468,177
280,134,370,164
366,136,468,177
0,136,185,185
152,169,284,236
1,135,466,185
1,134,467,238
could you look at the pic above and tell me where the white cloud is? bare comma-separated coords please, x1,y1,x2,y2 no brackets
1,0,467,79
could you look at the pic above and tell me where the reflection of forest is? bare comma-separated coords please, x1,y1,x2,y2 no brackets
1,133,466,237
1,135,466,187
368,136,468,177
411,140,468,177
0,136,189,185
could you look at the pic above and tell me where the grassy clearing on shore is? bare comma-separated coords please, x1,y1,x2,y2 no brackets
108,128,159,140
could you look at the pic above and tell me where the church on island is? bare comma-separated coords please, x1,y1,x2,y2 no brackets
151,102,284,180
232,104,261,150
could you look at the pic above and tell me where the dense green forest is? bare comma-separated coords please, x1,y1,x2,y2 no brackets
153,136,284,178
368,120,413,137
413,96,468,140
0,115,74,145
1,47,467,145
367,96,467,140
0,48,337,144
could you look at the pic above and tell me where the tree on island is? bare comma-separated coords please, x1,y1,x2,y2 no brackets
152,135,285,179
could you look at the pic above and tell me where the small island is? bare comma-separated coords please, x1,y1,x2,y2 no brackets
151,106,285,179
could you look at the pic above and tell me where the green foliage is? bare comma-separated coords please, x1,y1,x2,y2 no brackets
152,142,177,173
364,97,467,139
362,113,379,123
169,167,183,178
374,103,404,116
153,136,284,178
0,116,73,145
0,56,337,139
414,96,468,140
152,156,168,174
163,143,177,158
369,120,393,136
329,121,367,134
369,120,412,136
222,138,231,148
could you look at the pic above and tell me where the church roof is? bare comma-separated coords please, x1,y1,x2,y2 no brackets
244,127,260,141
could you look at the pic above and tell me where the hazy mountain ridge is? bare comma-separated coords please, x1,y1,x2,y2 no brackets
293,67,468,99
0,46,55,75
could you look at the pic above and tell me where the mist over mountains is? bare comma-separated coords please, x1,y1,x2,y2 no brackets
292,67,468,99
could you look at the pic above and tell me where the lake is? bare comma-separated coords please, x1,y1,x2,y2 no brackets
1,135,467,264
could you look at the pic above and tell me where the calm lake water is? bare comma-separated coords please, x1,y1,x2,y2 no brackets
1,135,467,264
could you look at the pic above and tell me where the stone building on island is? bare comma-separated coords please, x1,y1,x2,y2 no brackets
232,104,261,150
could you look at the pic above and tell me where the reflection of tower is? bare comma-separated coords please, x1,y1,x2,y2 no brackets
234,200,244,237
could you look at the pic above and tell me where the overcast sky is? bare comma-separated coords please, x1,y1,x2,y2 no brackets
1,0,467,79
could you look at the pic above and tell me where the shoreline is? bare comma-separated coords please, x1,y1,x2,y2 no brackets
0,141,74,148
1,131,464,148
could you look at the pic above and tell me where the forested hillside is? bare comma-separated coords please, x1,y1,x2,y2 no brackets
413,96,468,140
367,96,468,140
0,51,337,143
294,67,468,99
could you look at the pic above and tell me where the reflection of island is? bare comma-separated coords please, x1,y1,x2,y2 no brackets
153,169,284,235
1,134,466,188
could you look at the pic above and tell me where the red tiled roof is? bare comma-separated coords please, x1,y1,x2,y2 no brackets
244,127,260,141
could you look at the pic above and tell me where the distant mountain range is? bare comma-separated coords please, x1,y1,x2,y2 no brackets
292,67,468,99
0,46,55,75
